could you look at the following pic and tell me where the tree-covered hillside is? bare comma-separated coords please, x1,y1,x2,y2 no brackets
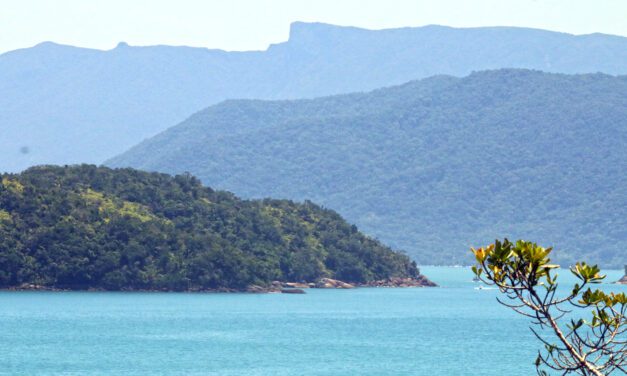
109,70,627,267
0,165,422,290
3,23,627,171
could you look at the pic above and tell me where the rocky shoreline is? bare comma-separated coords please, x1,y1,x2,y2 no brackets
3,276,437,294
616,266,627,285
1,284,245,293
359,276,437,288
250,276,438,293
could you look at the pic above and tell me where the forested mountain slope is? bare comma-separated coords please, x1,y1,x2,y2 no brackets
3,23,627,171
109,70,627,267
0,165,422,290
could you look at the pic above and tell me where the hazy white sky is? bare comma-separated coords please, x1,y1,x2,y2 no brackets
1,0,626,54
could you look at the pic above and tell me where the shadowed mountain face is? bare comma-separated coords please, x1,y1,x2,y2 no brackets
108,70,627,267
3,23,627,172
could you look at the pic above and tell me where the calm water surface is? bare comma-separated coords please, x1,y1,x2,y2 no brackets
0,267,624,376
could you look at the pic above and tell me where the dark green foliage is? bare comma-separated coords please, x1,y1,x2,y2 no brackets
109,70,627,267
0,165,419,290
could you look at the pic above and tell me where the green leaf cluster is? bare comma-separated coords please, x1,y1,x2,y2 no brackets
472,239,626,375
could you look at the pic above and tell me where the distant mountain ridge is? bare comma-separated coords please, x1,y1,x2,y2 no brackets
108,69,627,267
3,22,627,172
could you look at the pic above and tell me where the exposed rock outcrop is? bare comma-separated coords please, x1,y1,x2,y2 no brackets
246,285,272,293
281,288,306,294
283,282,312,289
360,276,438,288
315,278,355,289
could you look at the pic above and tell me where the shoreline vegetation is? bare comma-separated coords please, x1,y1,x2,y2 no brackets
0,165,435,291
3,276,437,293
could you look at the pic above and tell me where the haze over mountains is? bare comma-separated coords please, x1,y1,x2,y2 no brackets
108,69,627,267
3,22,627,172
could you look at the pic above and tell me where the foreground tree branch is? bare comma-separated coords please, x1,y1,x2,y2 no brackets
471,239,626,376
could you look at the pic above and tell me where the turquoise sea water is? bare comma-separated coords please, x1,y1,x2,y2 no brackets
0,267,625,376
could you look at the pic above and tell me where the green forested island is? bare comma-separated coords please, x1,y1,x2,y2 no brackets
0,165,425,291
109,69,627,267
